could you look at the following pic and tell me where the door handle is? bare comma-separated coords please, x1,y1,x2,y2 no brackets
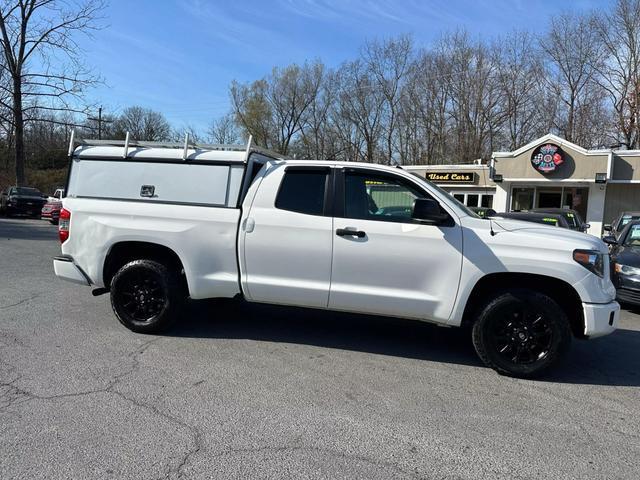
336,228,366,238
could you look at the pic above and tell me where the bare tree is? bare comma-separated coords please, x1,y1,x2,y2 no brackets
540,12,607,144
230,78,273,149
362,35,414,163
595,0,640,148
439,31,504,163
207,113,240,144
336,59,386,162
172,123,202,143
296,69,339,159
266,62,324,155
402,49,452,164
495,31,547,150
0,0,104,185
113,106,171,141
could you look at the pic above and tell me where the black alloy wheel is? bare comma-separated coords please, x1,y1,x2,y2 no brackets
472,289,571,378
488,305,553,365
110,259,183,333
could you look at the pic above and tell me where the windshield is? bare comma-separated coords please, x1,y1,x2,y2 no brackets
561,211,581,228
623,224,640,246
14,187,41,195
409,174,480,218
618,215,640,231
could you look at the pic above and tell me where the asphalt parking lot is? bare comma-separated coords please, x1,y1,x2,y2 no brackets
1,217,639,479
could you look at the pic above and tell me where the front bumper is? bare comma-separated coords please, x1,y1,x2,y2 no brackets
8,201,46,215
583,301,619,338
53,256,91,286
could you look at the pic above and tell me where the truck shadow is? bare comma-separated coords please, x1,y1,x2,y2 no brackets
174,299,640,387
0,218,58,241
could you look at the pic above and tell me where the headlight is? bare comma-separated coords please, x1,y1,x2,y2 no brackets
573,249,605,278
614,263,640,276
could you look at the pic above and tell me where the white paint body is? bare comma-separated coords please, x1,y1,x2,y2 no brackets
55,151,620,339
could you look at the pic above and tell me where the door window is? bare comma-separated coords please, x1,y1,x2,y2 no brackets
276,169,328,216
344,171,428,223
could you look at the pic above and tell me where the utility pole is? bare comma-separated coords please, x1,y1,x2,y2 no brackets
98,106,102,139
88,106,112,139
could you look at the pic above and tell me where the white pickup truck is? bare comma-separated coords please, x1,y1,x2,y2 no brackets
54,135,619,378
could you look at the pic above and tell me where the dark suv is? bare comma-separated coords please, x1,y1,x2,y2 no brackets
0,186,47,217
604,211,640,239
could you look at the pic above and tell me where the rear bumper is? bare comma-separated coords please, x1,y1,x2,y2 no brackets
583,301,619,338
53,255,91,286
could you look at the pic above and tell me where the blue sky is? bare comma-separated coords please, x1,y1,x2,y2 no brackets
80,0,612,132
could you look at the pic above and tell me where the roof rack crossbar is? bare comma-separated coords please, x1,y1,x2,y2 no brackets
67,129,286,160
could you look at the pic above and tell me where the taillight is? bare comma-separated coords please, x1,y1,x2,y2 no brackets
59,208,70,243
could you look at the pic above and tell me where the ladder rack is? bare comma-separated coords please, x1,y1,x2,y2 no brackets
67,130,285,161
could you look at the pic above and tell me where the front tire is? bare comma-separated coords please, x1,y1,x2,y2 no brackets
110,259,183,333
472,289,571,378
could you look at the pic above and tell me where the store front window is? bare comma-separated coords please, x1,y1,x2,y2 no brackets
512,188,535,211
481,195,493,208
510,186,589,219
451,192,493,208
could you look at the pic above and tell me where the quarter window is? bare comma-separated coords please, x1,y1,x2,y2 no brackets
276,169,328,216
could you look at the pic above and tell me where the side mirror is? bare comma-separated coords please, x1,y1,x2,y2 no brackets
412,198,448,224
582,223,591,232
602,235,618,246
603,224,612,232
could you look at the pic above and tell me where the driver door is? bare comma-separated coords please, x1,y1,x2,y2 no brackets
328,168,463,323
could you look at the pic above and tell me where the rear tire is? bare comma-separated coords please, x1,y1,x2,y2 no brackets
110,259,184,334
472,289,571,378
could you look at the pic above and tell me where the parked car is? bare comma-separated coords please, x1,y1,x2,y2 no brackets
54,134,619,379
469,206,497,218
47,187,65,203
531,208,589,232
491,211,571,229
604,211,640,238
0,186,47,217
606,220,640,306
41,200,62,224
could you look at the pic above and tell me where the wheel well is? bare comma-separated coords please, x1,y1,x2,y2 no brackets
103,241,187,291
462,273,585,338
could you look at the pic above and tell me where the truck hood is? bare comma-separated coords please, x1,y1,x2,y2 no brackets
463,216,608,253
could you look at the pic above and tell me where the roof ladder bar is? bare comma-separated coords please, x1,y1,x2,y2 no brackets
67,129,76,156
123,132,130,158
183,133,190,160
243,135,253,163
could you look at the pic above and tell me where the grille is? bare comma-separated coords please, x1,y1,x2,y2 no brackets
616,287,640,305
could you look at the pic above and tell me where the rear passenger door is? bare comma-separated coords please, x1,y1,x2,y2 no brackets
241,165,334,308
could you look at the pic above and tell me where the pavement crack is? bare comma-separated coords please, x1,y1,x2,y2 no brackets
209,444,422,479
0,336,203,480
0,294,40,310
